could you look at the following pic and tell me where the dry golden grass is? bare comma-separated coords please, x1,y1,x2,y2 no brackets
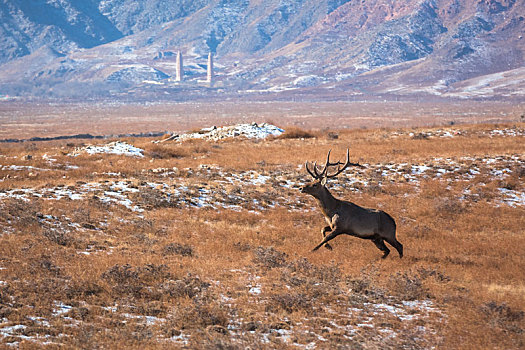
0,122,524,348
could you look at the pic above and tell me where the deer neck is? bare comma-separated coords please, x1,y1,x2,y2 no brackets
314,186,339,216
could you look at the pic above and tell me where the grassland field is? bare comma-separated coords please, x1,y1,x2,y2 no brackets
0,102,524,349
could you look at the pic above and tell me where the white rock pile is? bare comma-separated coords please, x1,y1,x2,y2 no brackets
163,122,284,142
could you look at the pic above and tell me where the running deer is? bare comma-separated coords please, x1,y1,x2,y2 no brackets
299,149,403,259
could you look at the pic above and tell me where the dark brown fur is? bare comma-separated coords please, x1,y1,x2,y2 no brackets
301,150,403,258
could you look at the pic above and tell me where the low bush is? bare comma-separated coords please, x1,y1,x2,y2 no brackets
277,127,315,139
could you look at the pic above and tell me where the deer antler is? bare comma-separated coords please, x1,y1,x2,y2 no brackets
305,149,364,181
305,161,320,179
325,149,365,178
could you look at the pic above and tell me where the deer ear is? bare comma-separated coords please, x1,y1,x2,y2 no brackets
320,178,327,186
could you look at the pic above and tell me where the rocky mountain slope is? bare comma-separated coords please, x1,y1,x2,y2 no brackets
0,0,523,100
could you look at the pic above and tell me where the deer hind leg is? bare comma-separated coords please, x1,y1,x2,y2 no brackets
372,237,390,259
385,237,403,258
321,226,333,251
379,213,403,258
381,227,403,258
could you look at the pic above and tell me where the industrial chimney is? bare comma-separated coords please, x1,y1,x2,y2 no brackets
175,51,183,81
206,52,213,84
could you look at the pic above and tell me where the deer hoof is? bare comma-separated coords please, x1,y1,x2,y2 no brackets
324,243,333,251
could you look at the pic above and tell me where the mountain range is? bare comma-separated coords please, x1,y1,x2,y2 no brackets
0,0,523,101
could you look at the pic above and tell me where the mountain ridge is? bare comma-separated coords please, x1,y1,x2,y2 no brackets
0,0,523,101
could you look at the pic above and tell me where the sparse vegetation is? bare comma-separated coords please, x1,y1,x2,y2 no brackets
0,121,524,348
146,144,188,159
277,126,315,139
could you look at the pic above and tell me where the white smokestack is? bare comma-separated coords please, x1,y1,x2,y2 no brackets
175,51,183,81
207,52,213,83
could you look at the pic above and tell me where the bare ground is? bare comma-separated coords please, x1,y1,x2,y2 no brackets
0,100,522,140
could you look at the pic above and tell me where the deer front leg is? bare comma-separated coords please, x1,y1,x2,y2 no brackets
312,214,342,252
321,226,333,250
312,229,341,252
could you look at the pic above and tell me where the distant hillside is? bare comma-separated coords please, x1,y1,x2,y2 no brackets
0,0,523,101
0,0,122,63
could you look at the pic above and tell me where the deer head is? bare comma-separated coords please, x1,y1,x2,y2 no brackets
300,149,363,197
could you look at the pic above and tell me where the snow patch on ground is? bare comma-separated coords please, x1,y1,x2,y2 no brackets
390,127,525,139
498,188,525,207
165,123,284,142
1,154,523,215
69,141,144,157
0,165,50,172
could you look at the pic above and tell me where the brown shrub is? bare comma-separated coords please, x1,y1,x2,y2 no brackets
146,144,187,159
515,165,525,178
187,332,242,350
287,258,341,285
68,200,109,226
100,264,173,299
267,293,311,313
65,281,103,299
345,268,387,302
434,197,466,216
411,132,430,140
171,300,230,329
130,187,176,209
41,226,82,247
252,246,287,269
102,264,171,285
409,224,432,238
30,254,63,277
417,267,451,283
480,302,524,333
0,198,41,228
326,131,339,139
162,243,194,257
277,127,315,139
388,271,430,301
161,274,210,299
